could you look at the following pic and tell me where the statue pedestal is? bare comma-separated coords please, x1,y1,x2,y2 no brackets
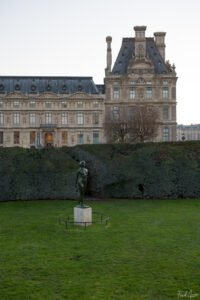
74,206,92,227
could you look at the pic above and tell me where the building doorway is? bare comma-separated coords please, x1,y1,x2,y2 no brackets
44,132,54,147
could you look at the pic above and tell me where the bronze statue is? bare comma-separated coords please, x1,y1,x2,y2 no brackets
75,161,88,207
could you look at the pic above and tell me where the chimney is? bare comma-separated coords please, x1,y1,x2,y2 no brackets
134,26,147,59
154,32,166,61
105,36,112,76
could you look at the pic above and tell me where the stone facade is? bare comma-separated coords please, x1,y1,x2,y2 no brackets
0,25,177,148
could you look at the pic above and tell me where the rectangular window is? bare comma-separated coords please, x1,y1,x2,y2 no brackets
77,132,84,144
13,101,20,108
162,87,169,99
163,107,169,120
0,132,3,144
30,100,36,108
93,101,99,108
36,132,41,147
93,113,99,125
163,81,168,85
14,131,20,144
129,87,136,99
77,112,84,125
93,132,99,144
162,127,169,141
112,106,119,120
129,80,136,85
113,87,120,99
61,112,68,125
0,112,4,125
45,101,52,108
77,101,83,108
62,131,68,144
45,113,52,124
30,131,36,145
30,113,36,125
61,101,67,108
146,87,152,99
13,113,20,125
0,101,3,108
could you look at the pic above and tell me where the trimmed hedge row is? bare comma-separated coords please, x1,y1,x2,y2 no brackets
1,141,200,200
0,147,77,200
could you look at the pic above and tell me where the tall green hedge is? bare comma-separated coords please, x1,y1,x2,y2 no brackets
0,147,77,201
1,141,200,200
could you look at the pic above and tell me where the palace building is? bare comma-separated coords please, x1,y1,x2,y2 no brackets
0,77,105,147
0,26,177,148
104,26,177,142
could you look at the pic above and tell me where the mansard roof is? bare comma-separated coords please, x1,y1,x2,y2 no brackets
112,38,172,75
0,76,104,95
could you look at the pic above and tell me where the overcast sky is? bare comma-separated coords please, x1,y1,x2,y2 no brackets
0,0,199,124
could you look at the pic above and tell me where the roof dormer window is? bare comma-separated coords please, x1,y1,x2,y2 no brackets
46,84,51,91
15,84,20,91
78,85,82,91
31,84,36,91
0,84,4,91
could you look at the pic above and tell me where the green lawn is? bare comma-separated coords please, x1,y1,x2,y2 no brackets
0,199,200,300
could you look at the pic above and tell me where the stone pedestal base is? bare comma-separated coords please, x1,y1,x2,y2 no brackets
74,206,92,226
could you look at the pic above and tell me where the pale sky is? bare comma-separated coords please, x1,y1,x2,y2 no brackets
0,0,200,125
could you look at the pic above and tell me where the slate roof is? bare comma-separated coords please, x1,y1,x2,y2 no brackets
112,38,171,75
0,76,104,95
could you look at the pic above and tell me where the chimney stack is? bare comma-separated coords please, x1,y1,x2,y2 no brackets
105,36,112,76
134,26,147,59
154,32,166,61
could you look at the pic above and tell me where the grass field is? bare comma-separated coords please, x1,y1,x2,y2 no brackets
0,199,200,300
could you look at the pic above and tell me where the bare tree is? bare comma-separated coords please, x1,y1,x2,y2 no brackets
104,105,160,143
104,107,131,143
130,106,160,143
